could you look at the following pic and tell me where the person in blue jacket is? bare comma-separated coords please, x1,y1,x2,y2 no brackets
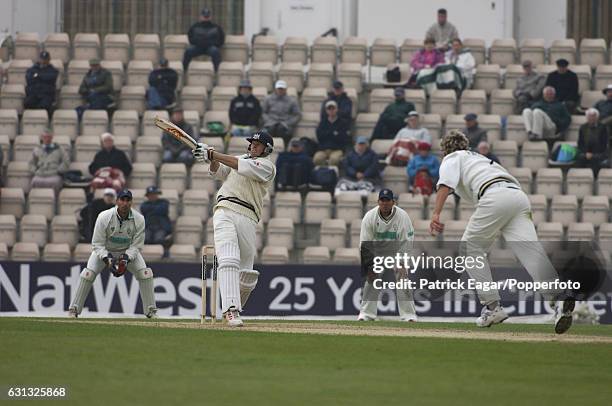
275,139,314,190
343,136,381,183
407,142,440,187
140,186,172,245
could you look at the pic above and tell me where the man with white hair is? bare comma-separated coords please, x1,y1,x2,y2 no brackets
576,108,609,176
429,130,575,334
522,86,571,143
89,132,132,178
262,80,301,147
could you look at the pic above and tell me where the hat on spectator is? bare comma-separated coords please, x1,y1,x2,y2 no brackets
201,8,211,17
39,51,50,60
394,87,405,97
89,58,100,65
325,100,337,109
417,142,431,151
464,113,478,121
117,189,132,200
603,84,612,95
159,57,169,67
275,80,288,89
555,58,569,67
408,110,419,117
378,188,395,201
103,188,117,197
239,79,253,88
332,80,344,89
145,186,162,195
356,136,369,144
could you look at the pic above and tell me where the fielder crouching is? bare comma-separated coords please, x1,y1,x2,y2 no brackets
193,131,276,327
68,189,157,318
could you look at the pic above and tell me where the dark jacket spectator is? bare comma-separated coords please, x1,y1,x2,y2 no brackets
24,51,59,111
545,59,579,112
183,8,225,71
371,88,416,140
343,139,381,182
275,139,314,190
316,105,351,151
76,59,114,118
477,141,500,164
463,113,488,150
147,59,178,109
576,109,609,176
89,133,132,177
162,109,197,165
530,98,571,133
594,85,612,126
141,186,172,245
320,80,352,122
79,188,116,242
230,81,262,128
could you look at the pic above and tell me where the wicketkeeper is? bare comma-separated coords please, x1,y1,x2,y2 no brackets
68,189,157,318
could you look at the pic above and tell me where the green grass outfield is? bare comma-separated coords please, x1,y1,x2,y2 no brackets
1,318,611,406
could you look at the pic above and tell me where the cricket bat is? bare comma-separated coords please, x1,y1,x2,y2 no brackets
154,116,199,149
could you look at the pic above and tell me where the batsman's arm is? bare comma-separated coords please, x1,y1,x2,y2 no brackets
125,216,145,261
209,150,238,170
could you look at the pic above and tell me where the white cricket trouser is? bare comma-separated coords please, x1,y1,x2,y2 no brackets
360,269,417,319
462,184,559,305
213,208,257,313
522,108,557,139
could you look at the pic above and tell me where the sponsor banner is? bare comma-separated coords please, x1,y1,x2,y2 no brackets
1,262,611,323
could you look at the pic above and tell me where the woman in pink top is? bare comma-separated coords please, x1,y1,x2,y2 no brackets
410,37,445,74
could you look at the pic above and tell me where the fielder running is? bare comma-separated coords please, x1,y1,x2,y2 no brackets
359,188,418,322
193,131,276,327
429,130,574,334
68,189,157,318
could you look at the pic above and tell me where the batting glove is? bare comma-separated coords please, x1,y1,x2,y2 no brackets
193,142,210,163
112,254,129,277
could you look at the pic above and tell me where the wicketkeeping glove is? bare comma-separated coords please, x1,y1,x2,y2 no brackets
112,254,129,277
103,254,116,274
192,142,211,163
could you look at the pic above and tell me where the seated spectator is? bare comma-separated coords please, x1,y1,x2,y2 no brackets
320,80,352,122
275,139,314,190
146,58,178,110
314,100,351,166
445,38,476,88
229,80,261,137
523,86,570,143
79,188,116,242
140,186,172,245
477,141,500,164
163,108,198,165
76,58,114,119
262,80,301,147
89,132,132,191
28,129,70,193
463,113,488,150
594,84,612,130
371,87,416,140
387,111,432,166
514,60,546,114
407,143,440,195
183,8,225,72
576,108,609,176
426,8,459,50
0,144,3,186
335,137,381,195
409,37,445,84
545,58,579,114
24,51,59,112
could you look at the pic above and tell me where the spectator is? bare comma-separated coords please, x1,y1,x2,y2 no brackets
140,186,172,245
410,37,445,78
262,80,301,147
477,141,500,164
463,113,488,150
513,60,546,113
162,108,198,165
275,139,314,190
229,79,262,137
183,8,225,72
426,8,459,50
576,108,609,176
314,100,351,166
523,86,571,143
407,143,440,195
545,58,579,114
371,87,416,140
28,129,70,193
79,188,116,242
594,84,612,129
320,80,352,122
76,58,114,119
343,136,381,183
146,58,178,110
0,144,3,185
24,51,59,112
445,38,476,88
89,132,132,180
387,111,432,166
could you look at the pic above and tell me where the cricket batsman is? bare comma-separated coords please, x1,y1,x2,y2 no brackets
430,130,575,334
193,131,276,327
359,188,417,322
68,189,157,318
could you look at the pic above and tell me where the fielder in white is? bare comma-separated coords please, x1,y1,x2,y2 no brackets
430,130,574,334
193,131,276,327
68,189,157,318
359,188,418,322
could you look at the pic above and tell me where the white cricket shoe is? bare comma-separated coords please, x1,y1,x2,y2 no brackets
68,307,78,318
145,307,158,319
224,307,244,327
476,305,509,327
357,312,376,321
554,298,575,335
400,314,418,322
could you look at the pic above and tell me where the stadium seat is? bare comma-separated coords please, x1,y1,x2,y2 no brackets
252,87,267,105
266,218,294,249
597,168,612,197
185,61,214,91
370,38,397,66
59,188,87,215
190,164,218,196
253,35,279,64
303,246,331,264
133,34,160,63
44,33,71,64
141,110,167,138
160,189,179,221
369,88,394,113
261,246,289,264
581,195,609,224
566,168,594,198
399,38,423,64
21,109,49,134
51,215,79,248
504,64,524,90
160,163,187,195
0,134,8,165
370,139,393,155
73,33,100,60
294,112,319,140
537,222,564,253
490,38,517,67
20,214,47,247
550,39,576,64
365,192,379,211
594,64,612,91
202,110,230,133
335,192,363,222
101,60,124,90
320,219,347,251
521,141,549,173
341,37,367,65
427,193,455,221
300,88,327,113
119,85,146,114
218,61,244,88
599,223,612,241
67,59,90,85
182,189,210,222
457,198,474,221
567,222,595,241
519,38,546,66
204,217,214,246
0,109,18,140
27,188,55,221
333,247,360,264
551,194,578,226
169,57,185,91
489,89,515,116
222,35,249,64
7,59,31,85
0,215,17,247
72,243,92,262
429,90,456,118
103,33,130,64
337,63,363,93
15,32,39,60
52,109,79,140
175,216,203,247
354,113,378,140
567,115,587,142
350,218,362,248
579,38,607,69
74,135,100,162
505,115,528,146
278,62,305,93
201,136,225,153
274,192,301,223
110,110,139,140
397,193,425,220
574,65,593,94
463,38,486,65
282,37,309,64
0,188,25,218
413,219,436,242
382,166,409,194
474,64,501,95
459,89,487,115
248,61,275,92
526,194,548,225
210,86,235,112
6,161,31,190
0,242,7,260
307,63,334,89
14,135,39,161
441,220,468,241
507,167,532,193
127,60,153,87
141,245,164,262
81,110,109,136
181,86,209,116
311,37,338,65
491,140,518,168
535,168,563,198
11,242,40,261
0,84,26,113
169,244,197,262
128,163,157,189
163,34,189,61
261,195,271,224
304,192,332,224
58,85,81,110
580,90,603,110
